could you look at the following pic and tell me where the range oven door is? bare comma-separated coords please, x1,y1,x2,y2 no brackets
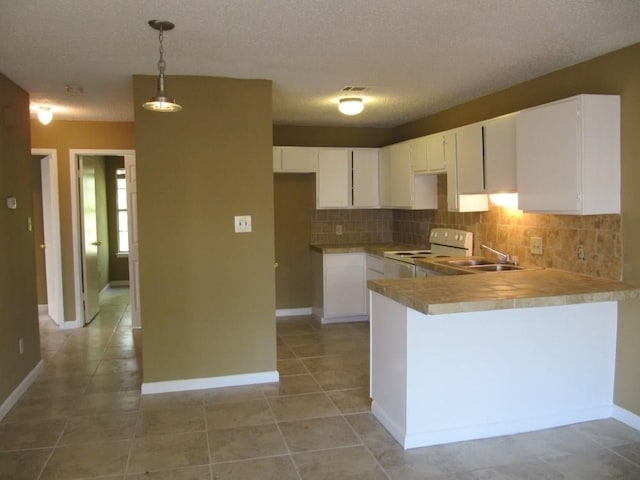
383,258,415,278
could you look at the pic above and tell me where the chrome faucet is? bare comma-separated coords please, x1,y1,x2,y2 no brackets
481,244,510,263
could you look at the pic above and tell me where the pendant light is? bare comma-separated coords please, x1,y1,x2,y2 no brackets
338,97,364,116
142,20,182,113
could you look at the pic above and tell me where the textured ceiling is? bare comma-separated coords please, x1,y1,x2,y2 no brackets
2,0,640,128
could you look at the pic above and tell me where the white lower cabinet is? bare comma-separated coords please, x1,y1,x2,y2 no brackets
312,251,368,323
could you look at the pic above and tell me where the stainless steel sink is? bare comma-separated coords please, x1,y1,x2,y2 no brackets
467,264,523,271
446,259,494,267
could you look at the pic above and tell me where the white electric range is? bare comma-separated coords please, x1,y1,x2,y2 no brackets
383,228,474,278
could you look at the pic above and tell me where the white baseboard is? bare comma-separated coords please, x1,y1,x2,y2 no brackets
612,404,640,431
319,314,369,324
60,319,82,329
38,304,48,314
276,307,312,317
0,360,44,421
109,280,130,287
141,370,279,395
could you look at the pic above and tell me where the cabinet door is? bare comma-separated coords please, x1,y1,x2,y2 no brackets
409,136,428,172
455,123,485,195
324,253,367,317
444,130,458,210
281,147,318,172
483,114,516,193
516,98,580,212
353,149,379,207
378,146,391,207
426,134,446,173
317,149,350,208
389,142,412,207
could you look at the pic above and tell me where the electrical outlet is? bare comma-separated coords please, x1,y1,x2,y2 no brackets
18,338,24,355
336,224,343,236
234,215,252,233
577,244,585,260
530,237,544,255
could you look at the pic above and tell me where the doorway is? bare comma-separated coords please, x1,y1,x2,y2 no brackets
273,173,315,315
69,149,138,327
31,149,64,326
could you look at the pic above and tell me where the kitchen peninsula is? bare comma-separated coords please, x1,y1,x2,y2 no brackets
367,268,639,449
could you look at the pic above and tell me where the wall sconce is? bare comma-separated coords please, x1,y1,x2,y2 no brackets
37,107,53,125
338,97,364,116
142,20,182,113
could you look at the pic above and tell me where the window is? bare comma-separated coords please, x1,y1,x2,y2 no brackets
116,168,128,254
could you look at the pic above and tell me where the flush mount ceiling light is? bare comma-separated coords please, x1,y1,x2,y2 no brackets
37,106,53,125
338,97,364,116
142,20,182,113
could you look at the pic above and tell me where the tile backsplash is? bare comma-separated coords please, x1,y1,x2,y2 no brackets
394,175,623,280
311,209,393,245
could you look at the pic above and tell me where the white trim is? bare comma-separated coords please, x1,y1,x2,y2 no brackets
109,280,130,287
69,149,136,327
400,405,613,449
38,304,48,314
0,361,44,421
60,319,82,329
319,314,369,324
276,307,312,317
612,404,640,431
141,370,279,395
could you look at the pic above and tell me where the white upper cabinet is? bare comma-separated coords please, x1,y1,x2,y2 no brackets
317,149,350,208
379,141,437,209
273,146,317,172
409,136,428,172
483,113,517,193
389,142,413,207
425,134,447,173
352,149,379,208
446,128,489,212
454,123,485,195
378,146,391,207
316,148,380,209
516,94,620,214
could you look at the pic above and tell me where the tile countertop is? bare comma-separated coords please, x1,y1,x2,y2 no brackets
368,269,639,315
310,243,419,256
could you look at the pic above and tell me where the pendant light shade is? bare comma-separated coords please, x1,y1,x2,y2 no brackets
338,97,364,116
143,20,182,113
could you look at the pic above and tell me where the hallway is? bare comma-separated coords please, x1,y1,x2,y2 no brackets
1,287,640,478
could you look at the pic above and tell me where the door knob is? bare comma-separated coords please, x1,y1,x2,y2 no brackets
40,244,46,249
274,262,279,268
91,241,102,246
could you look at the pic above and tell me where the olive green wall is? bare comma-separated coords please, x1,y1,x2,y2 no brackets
30,120,135,322
393,43,640,416
31,155,47,305
0,73,41,407
274,125,393,148
133,75,276,383
105,156,129,282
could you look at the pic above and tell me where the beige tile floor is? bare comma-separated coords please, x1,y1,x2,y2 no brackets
1,286,640,479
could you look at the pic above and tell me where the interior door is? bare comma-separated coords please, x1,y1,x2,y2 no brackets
124,154,141,328
79,157,100,323
40,155,64,324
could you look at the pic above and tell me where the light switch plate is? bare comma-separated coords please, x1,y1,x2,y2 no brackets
234,215,252,233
